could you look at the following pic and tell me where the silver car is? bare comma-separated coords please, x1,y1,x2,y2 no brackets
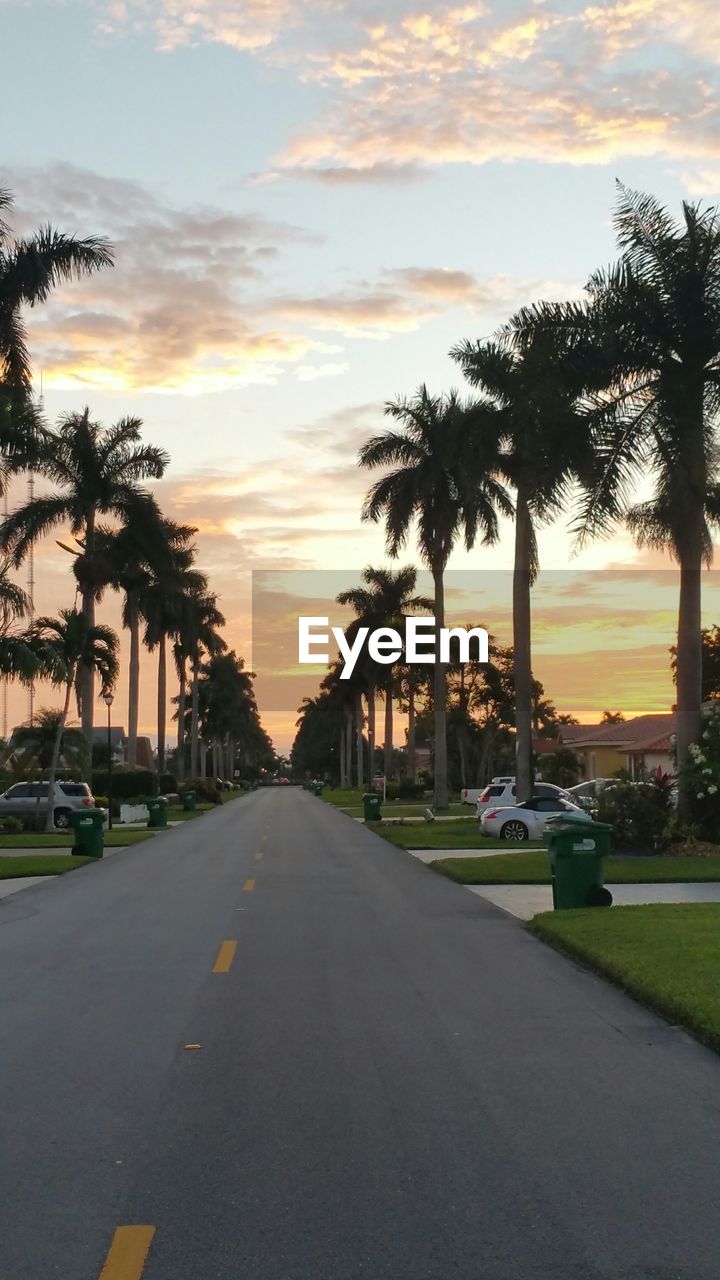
0,781,95,829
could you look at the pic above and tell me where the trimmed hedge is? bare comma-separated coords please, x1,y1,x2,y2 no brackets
179,778,221,804
92,767,160,800
159,772,177,793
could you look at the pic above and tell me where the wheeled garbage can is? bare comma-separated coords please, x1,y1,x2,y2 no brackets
182,791,197,813
147,796,168,829
544,812,613,909
70,808,105,858
362,793,382,822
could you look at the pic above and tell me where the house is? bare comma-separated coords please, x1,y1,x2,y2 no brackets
91,726,126,763
557,715,676,780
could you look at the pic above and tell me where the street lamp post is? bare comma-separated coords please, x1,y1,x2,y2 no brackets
102,690,114,830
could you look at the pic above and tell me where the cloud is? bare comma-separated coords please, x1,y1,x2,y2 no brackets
9,164,335,392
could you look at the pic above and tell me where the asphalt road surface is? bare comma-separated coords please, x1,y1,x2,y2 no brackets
2,788,720,1280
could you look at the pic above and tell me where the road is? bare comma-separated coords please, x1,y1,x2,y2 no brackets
2,788,720,1279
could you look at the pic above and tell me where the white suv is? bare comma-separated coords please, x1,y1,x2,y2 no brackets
475,779,572,817
0,781,95,829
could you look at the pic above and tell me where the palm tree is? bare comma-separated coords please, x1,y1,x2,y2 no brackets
516,185,720,812
337,566,432,782
0,408,168,762
0,186,113,398
0,556,45,686
27,608,118,829
174,589,226,779
12,707,87,798
450,333,591,802
359,387,511,808
141,537,205,774
90,504,197,767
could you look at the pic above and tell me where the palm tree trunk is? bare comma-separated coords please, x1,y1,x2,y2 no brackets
367,682,376,781
345,706,353,789
177,662,186,783
339,722,347,787
46,680,73,832
127,590,140,768
676,543,704,816
383,680,393,780
513,484,534,804
157,639,166,773
190,656,200,778
433,564,449,809
80,511,96,779
200,738,207,779
355,690,364,790
213,740,220,778
407,686,416,781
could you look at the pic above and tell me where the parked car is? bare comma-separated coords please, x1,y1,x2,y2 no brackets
461,777,514,806
566,778,616,810
475,779,573,818
480,794,592,841
0,780,95,829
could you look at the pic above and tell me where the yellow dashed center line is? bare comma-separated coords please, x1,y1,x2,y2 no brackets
212,940,237,973
99,1226,155,1280
243,878,256,892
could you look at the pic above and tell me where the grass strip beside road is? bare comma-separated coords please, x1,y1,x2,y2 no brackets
0,831,156,849
378,819,542,851
430,851,720,884
0,855,94,878
530,904,720,1053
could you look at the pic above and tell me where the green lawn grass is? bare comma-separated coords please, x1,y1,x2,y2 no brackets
530,904,720,1052
340,801,468,819
164,803,216,822
0,830,155,848
378,819,541,851
0,855,94,879
430,850,720,884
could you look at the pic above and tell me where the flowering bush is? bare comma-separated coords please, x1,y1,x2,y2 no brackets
678,703,720,841
597,776,673,853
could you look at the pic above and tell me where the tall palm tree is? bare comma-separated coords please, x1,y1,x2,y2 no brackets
27,608,118,829
141,539,205,774
0,408,168,764
516,185,720,812
337,566,432,782
174,589,226,779
90,504,197,767
0,187,113,398
451,333,591,802
359,387,511,808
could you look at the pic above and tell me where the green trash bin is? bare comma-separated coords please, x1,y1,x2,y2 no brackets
147,796,168,829
70,807,105,858
313,781,324,796
544,812,613,909
362,792,382,822
182,791,197,813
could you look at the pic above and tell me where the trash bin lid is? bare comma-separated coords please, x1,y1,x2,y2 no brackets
545,811,612,832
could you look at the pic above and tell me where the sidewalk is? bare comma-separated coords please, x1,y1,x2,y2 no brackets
466,881,720,920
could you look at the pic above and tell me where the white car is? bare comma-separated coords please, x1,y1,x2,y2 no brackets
475,779,573,817
480,794,592,841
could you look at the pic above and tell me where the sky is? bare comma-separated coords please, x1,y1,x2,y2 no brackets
2,0,720,752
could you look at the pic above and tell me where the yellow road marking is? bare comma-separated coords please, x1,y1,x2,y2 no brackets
243,878,255,891
99,1226,155,1280
212,940,237,973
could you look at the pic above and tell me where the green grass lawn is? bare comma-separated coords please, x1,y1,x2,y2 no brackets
0,830,155,848
0,855,94,878
377,819,540,851
430,850,720,884
164,803,216,822
530,904,720,1052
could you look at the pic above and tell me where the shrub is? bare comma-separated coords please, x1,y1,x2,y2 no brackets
597,776,673,853
678,703,720,841
398,778,425,800
159,772,177,793
93,795,109,810
0,816,22,834
92,767,159,800
180,778,221,804
385,783,400,801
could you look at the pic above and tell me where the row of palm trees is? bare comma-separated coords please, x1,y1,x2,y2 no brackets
0,185,269,792
296,186,720,816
